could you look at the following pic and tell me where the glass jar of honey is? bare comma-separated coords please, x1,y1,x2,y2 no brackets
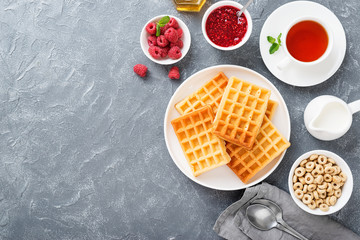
173,0,206,12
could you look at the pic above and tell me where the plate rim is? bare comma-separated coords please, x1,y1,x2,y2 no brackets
259,0,346,87
163,64,291,190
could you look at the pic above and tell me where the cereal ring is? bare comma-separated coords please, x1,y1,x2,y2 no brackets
319,191,327,199
326,183,333,192
293,182,303,190
325,196,331,205
303,184,308,193
332,176,342,183
309,154,318,161
335,189,342,198
295,189,304,199
315,199,323,207
308,184,316,192
331,167,338,175
330,196,337,206
328,158,336,164
300,159,308,167
308,191,314,199
334,166,341,175
311,169,320,177
318,182,328,190
328,189,334,196
317,188,326,193
293,175,298,183
305,162,315,170
324,163,333,168
314,175,324,184
308,200,316,210
313,190,319,200
339,172,347,182
319,203,329,212
325,166,334,174
302,194,312,204
332,182,341,190
315,165,324,174
324,174,332,182
318,155,327,164
304,173,314,184
295,167,306,177
299,177,306,185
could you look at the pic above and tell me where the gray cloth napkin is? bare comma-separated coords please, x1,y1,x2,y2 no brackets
213,182,360,240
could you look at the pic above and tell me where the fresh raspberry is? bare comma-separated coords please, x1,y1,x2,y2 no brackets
157,35,169,47
146,22,156,35
160,47,170,58
170,39,183,49
168,46,182,59
164,27,179,43
148,46,162,59
168,66,180,79
167,18,179,29
177,28,183,38
147,35,157,47
160,24,170,35
133,64,148,77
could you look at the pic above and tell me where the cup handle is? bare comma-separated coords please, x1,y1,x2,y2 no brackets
348,99,360,114
277,56,291,71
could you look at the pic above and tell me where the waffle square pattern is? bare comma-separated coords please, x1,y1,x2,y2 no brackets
171,105,231,177
226,116,290,183
266,100,278,121
175,72,228,115
213,77,271,150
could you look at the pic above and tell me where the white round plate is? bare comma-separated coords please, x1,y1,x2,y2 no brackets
164,65,291,190
259,1,346,87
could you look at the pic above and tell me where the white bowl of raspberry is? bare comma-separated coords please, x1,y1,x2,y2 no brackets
201,1,252,51
140,15,191,65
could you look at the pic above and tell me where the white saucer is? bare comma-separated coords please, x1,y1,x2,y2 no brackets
259,1,346,87
164,65,291,191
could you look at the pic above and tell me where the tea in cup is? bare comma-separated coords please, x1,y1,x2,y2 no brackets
277,17,333,70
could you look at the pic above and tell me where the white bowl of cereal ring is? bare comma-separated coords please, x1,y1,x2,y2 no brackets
288,150,353,215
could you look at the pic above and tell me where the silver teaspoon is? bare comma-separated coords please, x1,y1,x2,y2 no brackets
253,199,309,240
246,204,306,240
236,0,254,18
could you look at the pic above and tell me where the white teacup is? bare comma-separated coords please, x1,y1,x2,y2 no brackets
277,17,333,70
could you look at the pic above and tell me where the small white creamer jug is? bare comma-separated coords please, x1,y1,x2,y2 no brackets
304,95,360,141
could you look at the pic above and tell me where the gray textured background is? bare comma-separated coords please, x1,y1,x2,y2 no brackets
0,0,359,239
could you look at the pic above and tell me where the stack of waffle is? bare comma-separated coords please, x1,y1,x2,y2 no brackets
171,72,290,183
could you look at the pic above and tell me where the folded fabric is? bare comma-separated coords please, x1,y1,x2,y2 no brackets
213,182,360,240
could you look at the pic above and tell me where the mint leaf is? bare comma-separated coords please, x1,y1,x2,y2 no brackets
156,24,160,36
269,43,279,54
267,33,282,54
277,33,282,46
158,16,170,27
267,36,275,44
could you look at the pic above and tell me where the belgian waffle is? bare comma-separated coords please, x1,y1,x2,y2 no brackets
266,100,278,120
226,116,290,183
212,77,271,150
175,72,228,115
171,105,231,177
